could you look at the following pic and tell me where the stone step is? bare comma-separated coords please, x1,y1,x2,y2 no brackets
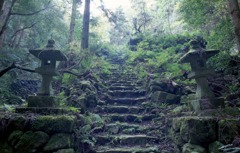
97,105,144,114
105,122,151,134
95,146,159,153
110,83,136,87
102,113,156,123
108,90,146,98
109,86,135,91
108,78,138,82
107,97,146,105
95,134,158,146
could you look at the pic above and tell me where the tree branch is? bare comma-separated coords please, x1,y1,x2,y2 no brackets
15,65,36,73
10,0,51,16
0,63,16,77
11,22,37,39
0,62,36,77
59,70,90,78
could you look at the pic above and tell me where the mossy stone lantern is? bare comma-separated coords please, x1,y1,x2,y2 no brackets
28,39,67,107
179,40,224,111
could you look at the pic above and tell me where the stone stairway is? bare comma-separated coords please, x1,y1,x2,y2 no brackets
93,67,161,153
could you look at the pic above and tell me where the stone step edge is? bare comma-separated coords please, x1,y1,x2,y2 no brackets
94,145,159,153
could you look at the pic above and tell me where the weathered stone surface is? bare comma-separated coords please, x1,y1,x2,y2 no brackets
108,90,146,98
8,130,24,146
182,143,207,153
103,114,155,123
181,94,196,104
28,96,57,107
107,97,146,105
54,148,74,153
5,116,26,132
95,134,158,145
96,146,159,153
149,80,182,95
171,117,217,146
100,105,144,114
208,141,223,153
151,91,180,104
15,131,49,153
31,115,76,134
218,119,240,144
44,133,72,151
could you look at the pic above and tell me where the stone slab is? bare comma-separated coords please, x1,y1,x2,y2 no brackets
27,95,57,107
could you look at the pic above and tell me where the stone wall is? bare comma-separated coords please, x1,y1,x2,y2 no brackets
0,113,79,153
171,113,240,153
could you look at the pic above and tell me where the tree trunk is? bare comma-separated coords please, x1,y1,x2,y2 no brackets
68,0,79,44
81,0,90,50
228,0,240,50
0,0,16,37
0,0,4,15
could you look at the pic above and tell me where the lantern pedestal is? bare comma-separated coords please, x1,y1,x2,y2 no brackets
27,95,57,107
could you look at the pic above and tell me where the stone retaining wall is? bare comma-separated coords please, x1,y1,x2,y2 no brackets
0,113,79,153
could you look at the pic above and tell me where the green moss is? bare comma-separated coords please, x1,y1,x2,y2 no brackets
218,119,240,144
171,117,218,146
8,130,23,146
55,149,74,153
43,133,72,151
15,131,49,153
32,115,76,134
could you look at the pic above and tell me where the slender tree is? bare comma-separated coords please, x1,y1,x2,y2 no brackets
68,0,81,44
228,0,240,51
0,0,16,37
81,0,90,49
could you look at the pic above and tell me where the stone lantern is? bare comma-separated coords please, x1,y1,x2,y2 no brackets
179,40,224,111
28,39,67,107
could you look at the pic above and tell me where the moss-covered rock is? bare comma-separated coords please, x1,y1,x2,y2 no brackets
150,91,180,104
31,115,76,134
8,130,24,146
54,148,74,153
79,81,95,92
182,143,207,153
15,131,49,153
6,116,26,132
0,140,13,153
43,133,73,151
171,117,217,147
208,141,223,153
218,119,240,144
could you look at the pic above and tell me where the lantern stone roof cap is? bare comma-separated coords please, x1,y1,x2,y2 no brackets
29,39,67,61
179,49,219,63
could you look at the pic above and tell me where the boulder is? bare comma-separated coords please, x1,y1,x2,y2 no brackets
44,133,73,151
208,141,223,153
149,80,182,95
171,117,217,147
0,140,13,153
8,130,24,146
150,91,180,104
15,131,49,153
31,115,76,134
218,119,240,144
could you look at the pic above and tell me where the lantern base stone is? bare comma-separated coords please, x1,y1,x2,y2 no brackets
27,95,57,107
190,97,225,112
